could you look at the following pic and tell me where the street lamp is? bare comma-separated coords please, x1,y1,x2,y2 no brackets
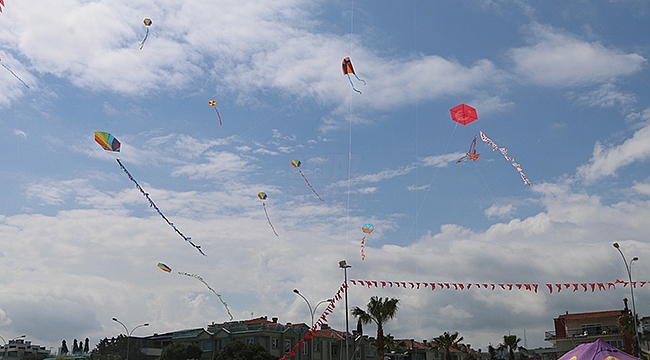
293,289,333,360
112,317,149,360
339,260,351,360
613,242,640,356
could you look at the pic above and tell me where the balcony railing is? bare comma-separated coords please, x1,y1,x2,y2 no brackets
545,328,621,341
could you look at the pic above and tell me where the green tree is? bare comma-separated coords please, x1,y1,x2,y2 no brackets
498,335,522,360
618,312,640,355
488,345,499,360
159,343,202,360
382,334,408,355
432,332,463,360
90,335,146,360
84,338,90,354
213,341,278,360
351,296,399,360
61,340,69,355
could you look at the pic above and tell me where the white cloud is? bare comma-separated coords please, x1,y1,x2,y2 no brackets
509,24,646,87
577,110,650,182
573,83,636,108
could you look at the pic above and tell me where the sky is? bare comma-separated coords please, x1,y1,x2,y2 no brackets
1,0,650,353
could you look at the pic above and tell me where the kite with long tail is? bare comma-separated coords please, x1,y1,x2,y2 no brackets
291,159,323,202
258,192,278,236
456,136,481,163
178,271,234,320
342,57,366,94
208,100,222,126
116,159,207,255
1,57,29,89
140,18,152,49
479,131,531,186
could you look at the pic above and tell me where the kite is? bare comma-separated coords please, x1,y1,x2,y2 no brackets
208,100,222,126
450,104,478,126
0,57,29,89
140,18,152,49
157,262,172,273
291,159,324,202
94,132,121,152
258,192,278,236
456,136,481,163
479,131,531,186
360,224,374,261
342,57,366,94
179,272,234,320
116,158,207,256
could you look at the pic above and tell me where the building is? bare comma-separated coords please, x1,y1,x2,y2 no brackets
0,338,51,360
544,305,632,358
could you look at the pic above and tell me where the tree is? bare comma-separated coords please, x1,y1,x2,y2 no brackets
90,335,146,360
351,296,399,360
498,335,522,360
432,332,463,360
382,334,408,355
73,339,79,354
159,343,202,360
61,340,69,355
488,345,499,360
618,312,640,355
213,341,278,360
84,338,90,353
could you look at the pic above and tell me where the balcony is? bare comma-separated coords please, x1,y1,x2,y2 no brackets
545,327,622,341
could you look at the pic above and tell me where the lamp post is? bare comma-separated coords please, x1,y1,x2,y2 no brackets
112,317,149,360
339,260,351,360
293,289,333,360
613,242,639,356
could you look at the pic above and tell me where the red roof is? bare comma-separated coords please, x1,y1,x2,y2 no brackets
558,310,626,319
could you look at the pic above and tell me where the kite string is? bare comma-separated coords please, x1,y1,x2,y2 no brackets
116,159,206,256
1,61,29,89
402,121,459,244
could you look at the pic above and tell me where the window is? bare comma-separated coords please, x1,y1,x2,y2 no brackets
245,337,255,345
272,338,279,349
302,343,308,356
606,340,624,348
200,340,212,352
285,340,292,353
314,342,321,353
581,324,602,336
332,345,338,357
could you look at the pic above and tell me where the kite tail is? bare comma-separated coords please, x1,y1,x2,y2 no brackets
361,236,366,261
116,159,206,256
299,170,324,202
140,28,149,50
214,108,222,126
179,272,233,320
1,62,29,89
262,202,279,236
347,74,362,94
353,73,367,86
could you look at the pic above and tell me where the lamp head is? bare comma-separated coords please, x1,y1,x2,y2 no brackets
632,257,639,262
143,323,150,327
112,317,118,322
327,298,333,302
339,260,351,268
293,289,300,294
613,242,620,249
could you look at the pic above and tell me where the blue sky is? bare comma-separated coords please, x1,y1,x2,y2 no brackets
1,0,650,352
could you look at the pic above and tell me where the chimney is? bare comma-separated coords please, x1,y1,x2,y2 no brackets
272,317,278,323
624,297,629,312
321,323,330,330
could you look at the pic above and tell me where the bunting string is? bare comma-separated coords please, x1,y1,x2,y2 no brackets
279,282,348,360
348,279,644,294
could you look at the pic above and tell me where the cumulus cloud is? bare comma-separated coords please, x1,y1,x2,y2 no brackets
509,24,646,87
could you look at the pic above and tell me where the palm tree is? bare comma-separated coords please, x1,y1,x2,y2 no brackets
351,296,399,360
498,335,522,360
432,331,464,360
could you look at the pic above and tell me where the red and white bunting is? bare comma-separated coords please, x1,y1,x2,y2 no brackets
349,279,646,294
